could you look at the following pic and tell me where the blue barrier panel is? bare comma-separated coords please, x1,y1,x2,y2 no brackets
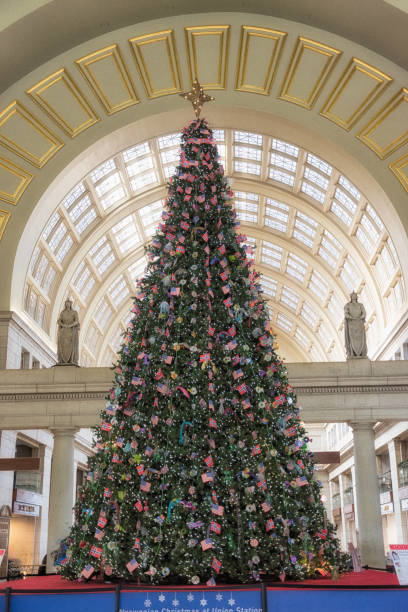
0,593,5,612
120,588,262,612
267,588,408,612
8,590,115,612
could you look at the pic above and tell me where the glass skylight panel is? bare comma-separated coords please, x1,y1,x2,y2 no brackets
259,276,277,297
330,201,352,226
264,203,288,232
318,246,336,268
308,270,328,300
304,167,329,191
76,208,97,234
339,175,361,201
235,191,257,202
126,157,154,177
73,264,91,291
94,299,113,330
112,215,140,254
36,300,45,327
236,211,257,223
164,165,176,178
356,227,373,254
139,200,163,228
321,231,341,259
69,194,92,222
301,302,318,328
301,182,325,204
261,241,282,268
160,149,179,165
234,161,261,175
90,159,116,184
48,221,67,252
306,153,332,176
86,323,100,354
157,134,179,150
234,131,263,146
272,139,299,158
381,243,396,274
42,267,56,293
123,141,151,161
234,146,262,161
82,277,96,300
334,187,357,214
276,312,292,332
128,257,147,282
269,168,295,186
34,253,48,283
27,289,37,318
327,293,343,321
286,253,307,282
63,183,86,209
55,234,73,263
317,322,331,348
293,230,313,248
130,171,157,191
109,275,129,306
295,327,309,347
296,210,318,228
43,213,60,241
101,186,126,210
340,255,360,291
30,246,40,274
95,172,121,197
280,286,299,310
213,129,225,143
366,203,384,232
270,152,297,173
99,253,115,275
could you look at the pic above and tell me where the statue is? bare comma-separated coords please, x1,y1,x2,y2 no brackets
344,292,367,359
57,299,80,365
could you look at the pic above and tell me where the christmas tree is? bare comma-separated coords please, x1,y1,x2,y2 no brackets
59,83,348,584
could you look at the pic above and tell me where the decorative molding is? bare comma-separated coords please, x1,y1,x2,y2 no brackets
320,58,392,131
76,45,139,114
0,391,106,402
0,101,63,167
235,25,286,95
185,25,230,90
129,30,182,98
0,155,33,205
279,37,341,109
293,384,408,394
357,87,408,158
27,68,99,138
0,208,11,240
389,151,408,192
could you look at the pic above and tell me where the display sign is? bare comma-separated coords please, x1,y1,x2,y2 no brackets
13,501,40,517
390,544,408,585
401,498,408,511
15,488,42,506
380,502,393,515
380,491,392,504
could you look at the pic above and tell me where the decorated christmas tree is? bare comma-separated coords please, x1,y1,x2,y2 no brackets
60,82,349,584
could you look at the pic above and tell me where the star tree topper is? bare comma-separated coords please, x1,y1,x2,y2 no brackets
180,79,214,117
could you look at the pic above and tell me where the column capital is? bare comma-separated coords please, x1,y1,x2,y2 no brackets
50,427,79,437
348,421,376,432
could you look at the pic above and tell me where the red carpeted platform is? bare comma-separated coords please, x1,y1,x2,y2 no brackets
1,569,399,591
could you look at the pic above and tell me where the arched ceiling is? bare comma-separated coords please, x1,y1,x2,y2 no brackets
0,9,407,362
21,122,405,365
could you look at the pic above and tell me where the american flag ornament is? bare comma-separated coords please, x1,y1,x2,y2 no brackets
266,519,275,532
201,538,213,551
81,564,95,579
126,558,139,573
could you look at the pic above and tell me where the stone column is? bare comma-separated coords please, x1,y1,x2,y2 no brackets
388,438,403,543
350,421,385,568
339,474,348,551
46,428,77,573
351,465,359,532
